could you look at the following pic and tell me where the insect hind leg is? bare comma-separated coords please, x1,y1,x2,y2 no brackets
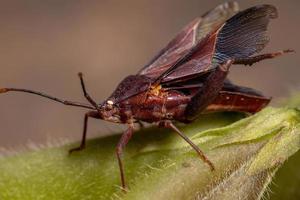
185,60,233,120
233,49,294,66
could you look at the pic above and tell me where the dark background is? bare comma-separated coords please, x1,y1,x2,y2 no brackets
0,0,299,148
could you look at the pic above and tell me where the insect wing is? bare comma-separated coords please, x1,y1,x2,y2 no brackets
137,2,239,80
137,18,201,79
160,31,218,83
161,4,278,84
107,75,152,103
214,4,278,63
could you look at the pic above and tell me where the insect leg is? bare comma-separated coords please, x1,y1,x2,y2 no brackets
233,49,294,66
0,88,94,109
185,60,233,120
116,124,134,191
77,73,101,111
136,121,144,128
69,111,101,154
161,121,214,171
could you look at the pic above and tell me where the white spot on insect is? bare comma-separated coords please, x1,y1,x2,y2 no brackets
240,98,245,101
107,100,114,105
226,96,230,100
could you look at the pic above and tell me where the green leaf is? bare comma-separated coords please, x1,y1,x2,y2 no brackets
0,108,300,200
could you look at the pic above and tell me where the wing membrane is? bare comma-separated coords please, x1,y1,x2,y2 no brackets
214,5,278,62
161,4,278,84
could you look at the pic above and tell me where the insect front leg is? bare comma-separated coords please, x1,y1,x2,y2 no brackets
69,111,101,154
233,49,294,66
160,121,214,171
116,124,134,191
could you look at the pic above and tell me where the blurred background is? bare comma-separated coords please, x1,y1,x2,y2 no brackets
0,0,299,149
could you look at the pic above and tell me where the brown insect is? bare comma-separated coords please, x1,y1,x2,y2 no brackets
0,2,293,190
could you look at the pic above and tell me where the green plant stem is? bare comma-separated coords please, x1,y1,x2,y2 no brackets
0,108,300,200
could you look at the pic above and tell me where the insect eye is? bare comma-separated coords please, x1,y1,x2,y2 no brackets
106,105,113,110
